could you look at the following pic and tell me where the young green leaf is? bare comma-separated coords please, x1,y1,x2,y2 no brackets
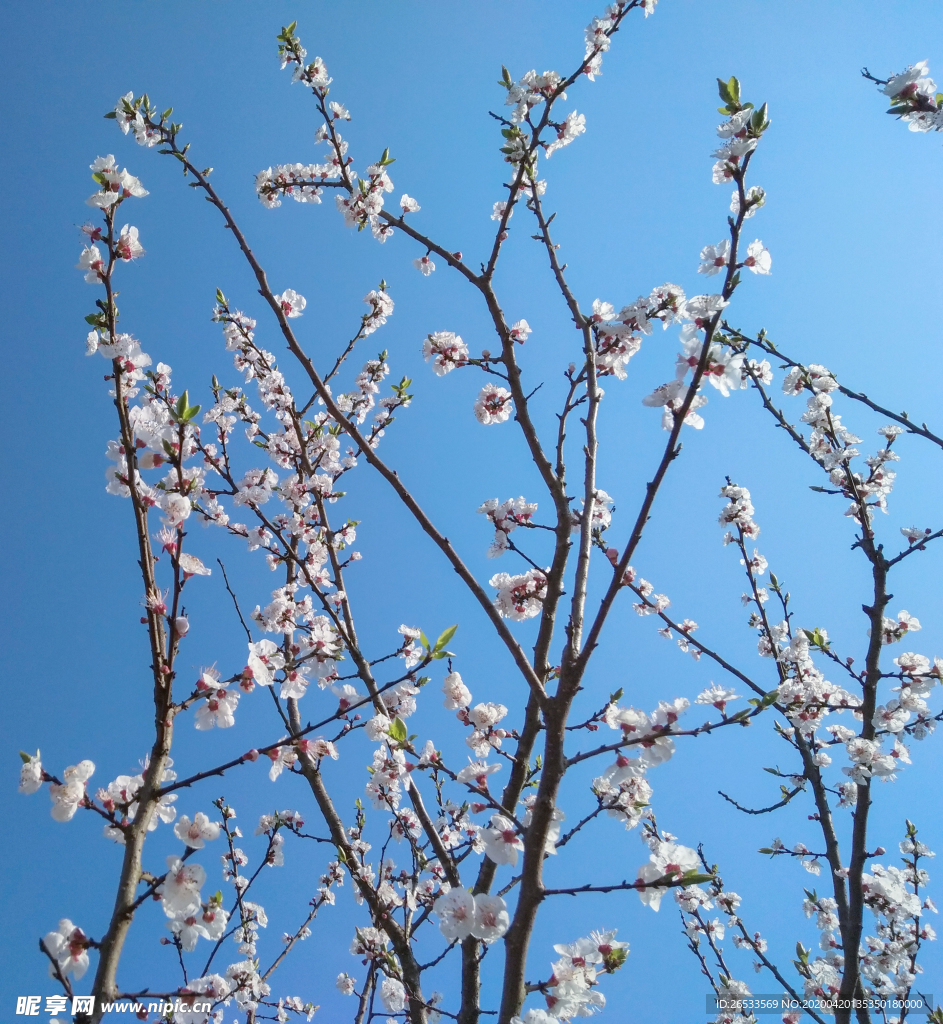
433,624,458,651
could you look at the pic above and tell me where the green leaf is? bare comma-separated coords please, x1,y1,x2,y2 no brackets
104,110,118,119
727,76,741,104
336,844,347,863
602,946,628,972
216,287,227,306
750,102,769,132
681,871,715,884
388,717,408,743
717,77,734,104
419,631,431,651
19,749,38,764
433,624,458,651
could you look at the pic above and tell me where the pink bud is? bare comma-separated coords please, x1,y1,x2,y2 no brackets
243,749,260,762
174,616,190,637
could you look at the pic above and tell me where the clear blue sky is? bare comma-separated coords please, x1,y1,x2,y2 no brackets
3,2,943,1019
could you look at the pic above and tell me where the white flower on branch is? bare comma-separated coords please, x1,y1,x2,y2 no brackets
482,814,524,865
273,289,306,318
474,383,514,424
174,812,221,849
489,568,548,620
41,919,90,980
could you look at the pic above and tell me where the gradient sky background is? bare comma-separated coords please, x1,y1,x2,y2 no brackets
3,2,943,1020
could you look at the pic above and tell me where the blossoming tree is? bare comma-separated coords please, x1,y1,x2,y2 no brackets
20,5,943,1024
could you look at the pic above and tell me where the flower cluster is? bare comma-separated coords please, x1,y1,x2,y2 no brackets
423,331,468,375
48,760,96,822
636,837,702,911
489,568,549,620
97,758,178,841
878,60,943,133
335,161,396,242
593,698,688,827
720,486,867,748
781,364,902,522
639,84,772,432
434,889,509,943
474,383,514,425
512,929,629,1022
256,163,335,207
590,285,685,380
478,496,538,557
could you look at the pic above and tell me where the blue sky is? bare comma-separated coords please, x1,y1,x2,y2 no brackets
3,1,943,1019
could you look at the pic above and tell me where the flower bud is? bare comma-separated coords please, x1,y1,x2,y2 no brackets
174,616,190,637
